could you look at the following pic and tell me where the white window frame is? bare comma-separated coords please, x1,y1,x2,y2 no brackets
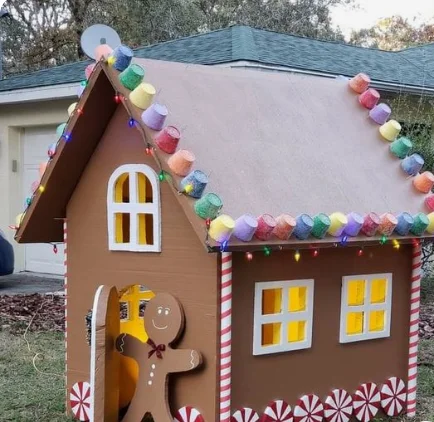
253,279,314,356
107,164,161,252
339,273,392,344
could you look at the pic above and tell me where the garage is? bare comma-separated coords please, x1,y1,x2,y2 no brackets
22,126,65,275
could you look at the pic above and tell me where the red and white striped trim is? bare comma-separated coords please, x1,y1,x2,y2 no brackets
64,220,68,408
407,242,422,418
220,252,233,422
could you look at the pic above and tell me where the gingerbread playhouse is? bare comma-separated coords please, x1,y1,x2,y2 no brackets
13,34,434,422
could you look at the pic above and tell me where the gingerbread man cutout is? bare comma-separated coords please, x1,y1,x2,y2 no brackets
115,292,202,422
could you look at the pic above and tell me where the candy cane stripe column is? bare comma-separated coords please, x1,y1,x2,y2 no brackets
64,220,68,410
407,242,422,418
220,252,232,422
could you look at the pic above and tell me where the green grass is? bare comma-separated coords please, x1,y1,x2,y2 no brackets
0,331,74,421
0,326,433,421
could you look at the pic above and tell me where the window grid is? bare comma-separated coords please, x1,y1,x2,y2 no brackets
107,164,161,252
253,279,314,356
339,273,392,344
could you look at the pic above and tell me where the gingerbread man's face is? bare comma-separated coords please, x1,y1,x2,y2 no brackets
144,293,184,345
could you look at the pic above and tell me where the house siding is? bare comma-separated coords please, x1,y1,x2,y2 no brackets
65,106,218,420
0,99,69,270
230,244,412,413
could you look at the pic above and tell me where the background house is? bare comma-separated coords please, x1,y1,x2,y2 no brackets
1,25,434,275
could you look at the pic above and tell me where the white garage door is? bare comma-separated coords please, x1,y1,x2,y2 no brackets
22,126,65,275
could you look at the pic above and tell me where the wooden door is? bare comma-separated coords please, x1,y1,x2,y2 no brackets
90,285,120,422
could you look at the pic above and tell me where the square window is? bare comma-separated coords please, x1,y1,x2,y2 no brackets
287,321,306,342
253,280,313,355
340,274,392,343
262,288,282,315
288,287,307,312
261,322,281,346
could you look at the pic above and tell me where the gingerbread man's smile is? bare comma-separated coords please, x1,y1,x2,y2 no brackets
152,306,170,330
152,319,168,330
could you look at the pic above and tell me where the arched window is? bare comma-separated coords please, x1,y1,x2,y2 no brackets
107,164,161,252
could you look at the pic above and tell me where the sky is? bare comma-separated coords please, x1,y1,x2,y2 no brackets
331,0,434,39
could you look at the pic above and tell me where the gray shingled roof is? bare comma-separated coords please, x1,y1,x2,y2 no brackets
1,25,434,93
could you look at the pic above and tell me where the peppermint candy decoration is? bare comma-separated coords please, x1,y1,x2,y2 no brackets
353,383,381,422
294,394,324,422
261,400,293,422
380,377,406,417
69,381,91,421
231,408,260,422
324,389,353,422
174,406,205,422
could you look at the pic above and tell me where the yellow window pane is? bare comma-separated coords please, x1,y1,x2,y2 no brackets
369,310,385,332
137,173,153,203
287,321,306,342
261,322,281,346
262,288,282,315
288,287,307,312
347,280,365,306
114,173,129,203
370,279,387,304
346,312,364,335
115,213,130,243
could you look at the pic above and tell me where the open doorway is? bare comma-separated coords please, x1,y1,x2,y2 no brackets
118,285,155,410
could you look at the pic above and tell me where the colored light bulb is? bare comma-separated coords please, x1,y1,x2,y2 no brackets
38,185,45,193
76,108,83,115
80,80,87,87
220,240,228,252
340,235,348,246
53,244,58,254
246,252,253,261
145,147,152,155
393,239,400,250
312,249,319,257
357,248,364,257
128,118,135,128
295,250,301,262
380,235,387,245
114,94,121,104
184,184,193,194
63,133,71,142
158,171,165,181
264,247,271,256
205,218,211,229
108,56,116,66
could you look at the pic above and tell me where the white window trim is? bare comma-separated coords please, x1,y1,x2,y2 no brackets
253,279,314,356
107,164,161,252
339,273,392,344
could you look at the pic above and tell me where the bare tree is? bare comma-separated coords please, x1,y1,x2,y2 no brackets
1,0,352,76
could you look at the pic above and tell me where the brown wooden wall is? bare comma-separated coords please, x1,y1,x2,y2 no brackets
66,106,218,420
231,244,412,413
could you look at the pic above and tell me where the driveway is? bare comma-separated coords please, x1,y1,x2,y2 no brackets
0,272,64,295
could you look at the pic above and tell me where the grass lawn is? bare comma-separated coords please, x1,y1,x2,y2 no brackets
0,332,433,422
0,331,73,421
0,304,433,421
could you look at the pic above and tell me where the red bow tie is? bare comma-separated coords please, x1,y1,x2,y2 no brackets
147,338,166,359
